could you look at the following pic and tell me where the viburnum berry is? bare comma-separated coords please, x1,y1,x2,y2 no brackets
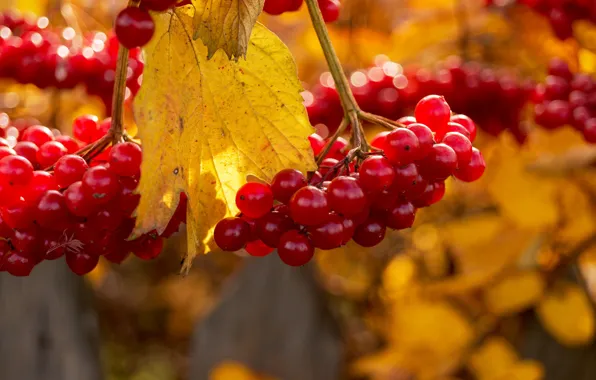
55,135,80,153
131,233,164,260
359,156,395,192
1,198,36,229
235,182,274,219
21,125,54,147
140,0,177,11
327,176,367,217
23,171,57,203
36,141,67,168
319,0,341,23
418,143,457,181
0,146,16,160
277,230,314,266
73,115,99,143
442,132,472,165
109,142,142,177
256,211,295,248
214,217,251,251
245,239,274,257
307,213,344,250
4,252,35,276
13,141,38,166
289,185,330,226
43,233,66,260
384,128,420,166
0,155,34,186
414,95,451,139
54,154,89,189
64,181,99,217
406,123,434,159
11,228,41,257
82,166,120,204
444,122,471,140
271,169,307,204
115,7,155,49
352,217,386,247
65,251,99,276
584,119,596,143
454,148,485,182
36,190,72,230
308,133,326,156
390,163,418,192
386,202,416,230
397,116,417,126
449,114,476,142
370,131,390,150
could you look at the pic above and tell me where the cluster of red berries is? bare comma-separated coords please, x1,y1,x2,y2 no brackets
0,115,187,277
0,11,143,112
214,95,485,267
263,0,341,23
114,0,190,49
304,56,535,143
486,0,596,41
532,58,596,143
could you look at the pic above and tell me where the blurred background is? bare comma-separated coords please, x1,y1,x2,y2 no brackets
0,0,596,379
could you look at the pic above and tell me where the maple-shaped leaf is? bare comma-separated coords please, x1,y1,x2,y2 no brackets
133,7,316,272
191,0,264,60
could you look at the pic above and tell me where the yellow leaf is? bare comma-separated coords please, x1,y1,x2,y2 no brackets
490,360,544,380
467,336,519,380
209,361,275,380
382,254,418,301
483,271,545,316
0,0,47,14
134,8,316,270
537,282,595,346
441,213,504,249
192,0,264,59
388,298,474,375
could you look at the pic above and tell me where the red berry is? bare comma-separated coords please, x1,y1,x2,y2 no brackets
36,190,72,231
548,58,573,81
11,228,41,257
256,211,295,248
454,148,485,182
308,133,326,156
214,217,251,251
131,233,164,260
95,118,112,141
442,132,472,165
235,182,274,219
64,181,99,217
36,141,67,168
340,216,356,244
4,252,35,276
406,123,435,159
0,198,35,229
115,7,155,49
161,192,187,237
359,156,396,192
43,233,66,260
319,0,341,23
245,239,275,257
384,128,420,166
289,185,330,226
386,202,416,230
65,251,99,275
370,188,399,212
54,154,89,188
82,166,120,204
277,230,314,266
414,95,451,139
444,122,471,140
352,217,386,247
23,171,57,203
390,163,418,192
584,119,596,143
21,125,54,147
109,142,142,177
449,114,477,142
0,146,16,160
397,116,417,126
140,0,177,11
13,141,39,167
0,155,34,186
418,143,457,181
271,169,307,204
72,115,99,143
401,173,428,201
327,176,367,217
308,213,344,249
55,135,81,153
371,131,390,150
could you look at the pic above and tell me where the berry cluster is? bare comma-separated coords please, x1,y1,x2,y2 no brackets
486,0,596,41
532,58,596,143
215,95,485,266
0,115,187,277
0,11,143,112
304,56,534,143
263,0,341,23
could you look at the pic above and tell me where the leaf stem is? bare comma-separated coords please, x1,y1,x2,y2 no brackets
316,118,349,165
304,0,361,125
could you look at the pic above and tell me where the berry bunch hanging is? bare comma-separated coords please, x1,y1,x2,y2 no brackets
532,58,596,143
304,55,535,143
0,11,143,112
0,115,187,277
263,0,342,23
214,95,485,266
486,0,596,41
